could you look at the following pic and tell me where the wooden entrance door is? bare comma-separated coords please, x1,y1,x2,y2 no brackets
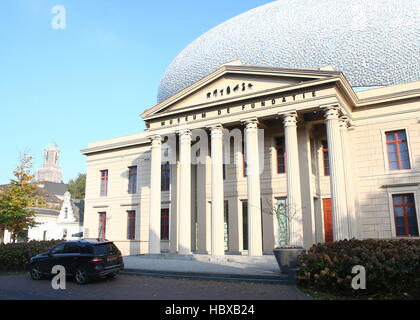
322,198,333,243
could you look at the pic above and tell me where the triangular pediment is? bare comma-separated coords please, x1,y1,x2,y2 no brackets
142,66,340,120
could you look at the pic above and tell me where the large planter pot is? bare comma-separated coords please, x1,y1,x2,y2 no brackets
273,247,306,274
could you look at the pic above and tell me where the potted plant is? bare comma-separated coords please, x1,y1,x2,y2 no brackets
268,199,305,274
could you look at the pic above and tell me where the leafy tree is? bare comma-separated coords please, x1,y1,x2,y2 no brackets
0,154,43,243
66,173,86,199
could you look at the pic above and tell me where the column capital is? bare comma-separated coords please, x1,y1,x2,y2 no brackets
280,111,298,127
241,118,259,130
177,129,192,142
150,135,163,147
321,104,343,120
339,116,356,130
207,124,224,138
339,116,351,130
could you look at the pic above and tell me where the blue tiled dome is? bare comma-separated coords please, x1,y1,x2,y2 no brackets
158,0,419,103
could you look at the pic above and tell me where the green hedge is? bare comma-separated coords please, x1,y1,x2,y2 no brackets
0,240,62,272
297,239,420,299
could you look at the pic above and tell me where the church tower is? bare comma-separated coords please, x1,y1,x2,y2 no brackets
36,143,63,183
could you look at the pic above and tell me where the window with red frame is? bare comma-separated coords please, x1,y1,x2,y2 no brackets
322,140,330,176
392,194,419,237
127,210,136,240
386,130,411,171
100,170,108,196
98,212,106,241
128,166,137,194
161,208,169,240
161,162,170,191
275,137,286,174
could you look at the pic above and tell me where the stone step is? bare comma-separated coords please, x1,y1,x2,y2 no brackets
133,253,276,264
121,268,290,284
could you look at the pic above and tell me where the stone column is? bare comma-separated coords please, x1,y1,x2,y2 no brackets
297,123,316,248
281,112,304,247
196,154,211,253
243,119,263,256
210,124,225,256
149,135,162,254
169,161,180,253
323,106,350,240
178,129,192,254
339,117,358,239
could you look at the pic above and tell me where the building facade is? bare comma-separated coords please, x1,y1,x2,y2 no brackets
82,65,420,256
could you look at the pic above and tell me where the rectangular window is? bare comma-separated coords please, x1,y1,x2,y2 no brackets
224,200,229,251
275,198,288,246
322,198,333,243
98,212,106,241
127,210,136,240
386,130,411,171
161,162,170,191
100,170,108,196
242,142,248,177
161,208,169,240
322,140,330,176
392,194,419,237
128,166,137,194
241,200,248,250
275,137,286,174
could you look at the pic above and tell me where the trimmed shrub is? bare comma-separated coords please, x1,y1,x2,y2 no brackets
0,240,62,272
297,239,420,299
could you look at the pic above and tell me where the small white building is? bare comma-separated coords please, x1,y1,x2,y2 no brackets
3,192,84,243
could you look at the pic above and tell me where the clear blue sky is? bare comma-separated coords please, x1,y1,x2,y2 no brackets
0,0,273,184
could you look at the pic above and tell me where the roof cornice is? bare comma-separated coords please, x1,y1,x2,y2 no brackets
143,76,341,121
141,65,339,119
81,137,150,155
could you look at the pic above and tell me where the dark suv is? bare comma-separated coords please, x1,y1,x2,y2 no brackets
29,240,124,284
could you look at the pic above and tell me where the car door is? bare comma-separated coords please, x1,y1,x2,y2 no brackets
62,243,81,275
45,242,66,274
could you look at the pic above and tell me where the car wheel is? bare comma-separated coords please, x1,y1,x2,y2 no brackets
74,267,90,285
30,264,44,280
105,273,116,279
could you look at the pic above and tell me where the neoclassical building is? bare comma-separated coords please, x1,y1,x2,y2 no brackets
82,0,419,256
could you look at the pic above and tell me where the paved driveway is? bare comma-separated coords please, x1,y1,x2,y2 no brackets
0,274,311,300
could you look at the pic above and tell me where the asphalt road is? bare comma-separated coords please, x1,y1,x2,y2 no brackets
0,274,311,300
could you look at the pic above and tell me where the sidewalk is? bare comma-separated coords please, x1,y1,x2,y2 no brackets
122,253,290,283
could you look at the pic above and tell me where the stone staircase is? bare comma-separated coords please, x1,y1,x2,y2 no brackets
122,253,292,284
